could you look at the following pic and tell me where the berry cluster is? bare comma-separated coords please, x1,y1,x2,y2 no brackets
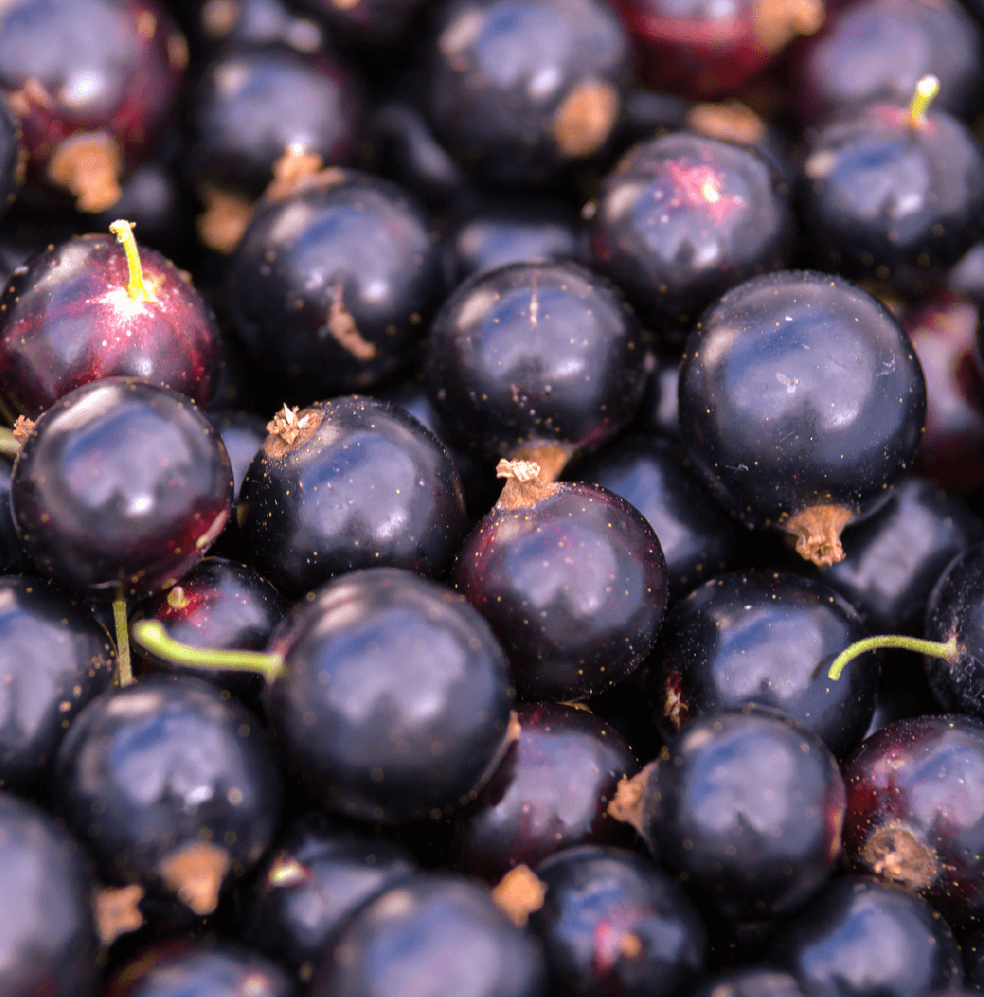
2,0,984,995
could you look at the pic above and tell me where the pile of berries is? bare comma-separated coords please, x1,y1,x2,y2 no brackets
3,0,984,995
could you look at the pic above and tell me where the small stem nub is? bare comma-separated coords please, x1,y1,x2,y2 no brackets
130,619,285,683
828,633,957,681
109,219,156,302
909,74,941,129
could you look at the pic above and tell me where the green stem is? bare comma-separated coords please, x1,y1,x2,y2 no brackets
909,74,940,129
0,427,18,458
109,219,156,302
113,589,133,687
828,633,958,681
130,619,285,683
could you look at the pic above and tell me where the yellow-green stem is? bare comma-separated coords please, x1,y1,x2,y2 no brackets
109,219,156,302
130,619,285,683
113,589,133,687
0,427,18,458
909,74,940,129
828,633,957,681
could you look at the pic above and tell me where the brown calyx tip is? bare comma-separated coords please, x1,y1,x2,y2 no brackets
325,285,377,360
494,458,559,511
47,132,123,213
553,79,620,159
196,184,253,253
863,824,937,891
94,883,145,946
784,503,854,567
158,841,231,916
264,404,323,458
11,415,34,445
265,144,326,203
491,865,547,927
753,0,824,51
510,441,572,484
686,101,766,146
607,762,656,837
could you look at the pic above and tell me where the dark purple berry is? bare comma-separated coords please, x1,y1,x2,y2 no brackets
528,845,707,997
11,378,233,599
678,270,926,568
0,790,101,997
453,462,667,701
310,873,548,997
0,225,222,418
53,675,284,917
454,702,637,882
263,568,515,824
771,875,963,997
237,396,466,599
244,813,418,981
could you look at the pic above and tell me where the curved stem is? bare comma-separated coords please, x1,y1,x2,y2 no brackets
130,620,285,684
828,633,957,681
113,588,133,687
0,427,18,459
909,74,940,129
109,219,156,303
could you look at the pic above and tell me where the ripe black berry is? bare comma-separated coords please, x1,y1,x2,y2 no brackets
679,270,926,567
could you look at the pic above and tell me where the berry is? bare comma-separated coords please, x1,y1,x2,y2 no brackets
236,396,466,599
0,221,222,418
678,270,926,567
11,377,233,599
453,461,668,701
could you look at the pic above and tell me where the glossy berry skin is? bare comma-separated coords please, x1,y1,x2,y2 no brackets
771,876,963,997
636,570,875,758
237,396,466,600
923,543,984,717
186,43,362,202
244,813,418,981
208,410,267,505
793,0,983,126
225,169,442,401
130,556,286,704
0,458,23,573
264,568,514,824
636,707,846,921
610,0,817,98
310,874,548,997
291,0,430,46
528,845,707,997
11,379,234,599
678,271,926,538
453,479,668,701
0,94,21,220
454,702,637,882
0,791,101,997
907,293,984,495
690,967,809,997
800,103,984,292
427,0,629,189
0,232,223,419
104,940,296,997
443,197,585,288
566,435,737,601
797,476,984,635
0,0,187,211
0,575,115,793
53,675,283,909
426,261,646,462
590,132,794,338
842,714,984,924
